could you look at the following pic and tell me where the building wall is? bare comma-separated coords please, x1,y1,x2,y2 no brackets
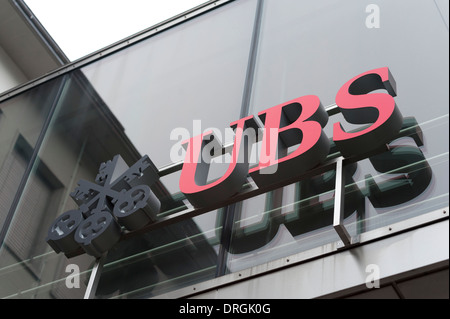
0,0,66,92
0,46,28,93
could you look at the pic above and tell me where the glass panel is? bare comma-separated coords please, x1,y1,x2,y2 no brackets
0,70,188,298
1,71,168,298
248,0,449,244
226,165,365,273
0,75,96,298
0,77,64,227
346,115,449,233
0,252,94,299
81,0,258,168
0,76,93,299
1,0,259,298
0,74,97,298
95,210,221,299
156,170,189,219
250,0,449,112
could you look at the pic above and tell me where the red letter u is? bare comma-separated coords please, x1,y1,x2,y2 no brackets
179,116,254,208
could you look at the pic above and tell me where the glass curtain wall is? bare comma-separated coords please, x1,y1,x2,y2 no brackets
0,0,259,299
80,0,258,298
226,0,449,272
0,0,448,299
0,76,84,298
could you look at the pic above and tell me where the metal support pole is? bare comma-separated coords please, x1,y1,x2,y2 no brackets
333,157,352,247
84,253,107,299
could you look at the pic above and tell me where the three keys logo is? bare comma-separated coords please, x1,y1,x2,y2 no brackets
46,155,161,258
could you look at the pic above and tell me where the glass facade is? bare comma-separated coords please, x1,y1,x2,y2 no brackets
0,0,448,299
227,0,449,272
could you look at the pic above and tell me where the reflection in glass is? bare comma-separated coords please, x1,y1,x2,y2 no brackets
0,76,84,299
0,77,65,227
0,0,447,299
1,0,259,298
226,165,364,273
95,210,221,299
347,116,448,233
0,71,167,298
239,0,448,272
250,0,449,114
81,0,258,168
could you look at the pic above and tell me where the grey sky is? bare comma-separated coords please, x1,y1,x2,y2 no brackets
25,0,207,61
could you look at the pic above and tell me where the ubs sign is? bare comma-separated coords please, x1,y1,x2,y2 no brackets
46,67,419,258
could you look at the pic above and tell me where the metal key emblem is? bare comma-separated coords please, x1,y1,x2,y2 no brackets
46,155,161,258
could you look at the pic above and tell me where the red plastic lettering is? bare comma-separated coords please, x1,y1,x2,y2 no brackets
333,67,403,157
249,95,329,186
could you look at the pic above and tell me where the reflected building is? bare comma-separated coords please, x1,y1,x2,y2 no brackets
0,0,448,299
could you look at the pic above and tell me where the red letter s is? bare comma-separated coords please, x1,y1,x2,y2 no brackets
333,67,403,157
